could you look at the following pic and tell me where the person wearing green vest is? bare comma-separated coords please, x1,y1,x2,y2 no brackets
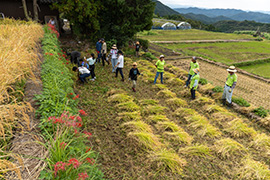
222,66,237,107
154,55,165,84
190,68,200,99
185,56,199,87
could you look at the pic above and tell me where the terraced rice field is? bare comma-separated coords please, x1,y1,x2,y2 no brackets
75,56,270,179
241,63,270,78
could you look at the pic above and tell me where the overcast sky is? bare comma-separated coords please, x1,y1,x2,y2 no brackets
159,0,270,12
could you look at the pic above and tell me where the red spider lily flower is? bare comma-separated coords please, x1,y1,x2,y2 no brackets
69,93,73,95
62,63,65,65
45,52,49,55
86,157,95,165
61,72,63,74
73,94,79,100
85,147,91,153
60,142,67,149
83,131,92,139
75,122,82,128
67,158,81,169
78,172,89,180
66,62,69,64
66,59,69,61
74,129,78,134
69,115,76,120
54,46,57,48
54,161,66,176
49,53,53,56
76,116,82,122
79,109,87,116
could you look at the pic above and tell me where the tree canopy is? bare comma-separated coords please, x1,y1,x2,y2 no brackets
52,0,155,45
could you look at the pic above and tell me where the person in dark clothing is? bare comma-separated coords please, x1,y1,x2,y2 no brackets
129,62,141,92
67,51,81,65
96,39,102,63
135,41,140,57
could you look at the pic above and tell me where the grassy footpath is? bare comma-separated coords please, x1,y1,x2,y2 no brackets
73,53,270,179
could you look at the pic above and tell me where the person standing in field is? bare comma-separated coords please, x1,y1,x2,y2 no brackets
84,53,96,81
185,56,199,87
129,62,141,92
222,66,237,107
135,41,140,57
96,39,102,63
109,44,118,73
154,55,165,84
115,50,124,81
101,39,109,66
190,68,200,100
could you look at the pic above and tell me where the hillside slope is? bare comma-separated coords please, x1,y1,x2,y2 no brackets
152,0,179,16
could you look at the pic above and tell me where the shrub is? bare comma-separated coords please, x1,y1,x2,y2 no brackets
199,78,208,85
106,39,117,51
212,86,223,93
252,106,269,118
232,97,250,107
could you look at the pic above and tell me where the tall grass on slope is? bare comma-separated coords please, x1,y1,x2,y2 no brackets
224,119,257,138
122,121,153,133
149,149,187,175
250,133,270,154
236,158,270,180
179,144,211,158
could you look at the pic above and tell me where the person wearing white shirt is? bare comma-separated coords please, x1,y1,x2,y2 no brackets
84,53,96,80
72,66,90,84
114,50,124,81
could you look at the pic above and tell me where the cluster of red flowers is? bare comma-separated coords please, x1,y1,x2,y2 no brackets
70,94,79,100
45,52,54,56
54,161,66,176
48,112,83,130
83,131,92,139
79,109,87,116
86,157,95,165
60,142,67,149
48,23,60,38
78,172,89,180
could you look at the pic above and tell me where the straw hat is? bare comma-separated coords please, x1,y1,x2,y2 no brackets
193,68,200,74
227,66,237,73
112,44,117,49
132,62,137,66
160,55,165,59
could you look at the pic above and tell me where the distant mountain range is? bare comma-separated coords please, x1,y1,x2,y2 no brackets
174,7,270,23
152,0,179,17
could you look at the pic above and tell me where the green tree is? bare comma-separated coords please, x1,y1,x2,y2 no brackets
98,0,155,46
52,0,101,37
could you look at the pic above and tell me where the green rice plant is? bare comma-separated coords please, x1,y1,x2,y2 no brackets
199,83,215,94
107,89,126,96
142,105,168,116
204,104,227,114
122,121,152,133
190,96,214,106
146,115,169,123
149,149,187,175
250,133,270,153
174,108,198,119
165,98,188,110
212,86,224,93
163,131,193,145
179,144,211,158
152,84,168,90
139,99,159,106
157,89,177,99
213,138,247,159
199,78,208,85
117,111,142,121
116,101,140,112
128,132,162,150
156,121,182,132
232,97,250,107
108,93,133,103
167,78,185,86
224,119,257,138
236,158,270,180
252,106,269,118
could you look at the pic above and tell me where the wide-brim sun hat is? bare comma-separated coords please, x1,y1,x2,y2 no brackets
160,55,165,59
227,66,237,72
193,68,200,74
132,62,137,66
112,44,117,49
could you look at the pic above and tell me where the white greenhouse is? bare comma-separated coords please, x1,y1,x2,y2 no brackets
177,22,191,30
161,22,177,30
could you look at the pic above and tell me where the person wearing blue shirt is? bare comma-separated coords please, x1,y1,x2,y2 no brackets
96,39,102,63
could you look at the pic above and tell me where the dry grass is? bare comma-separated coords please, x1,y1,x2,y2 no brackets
167,78,185,86
163,131,193,145
213,138,247,159
224,119,257,138
157,89,177,99
152,84,168,91
179,144,211,158
174,108,198,119
117,111,142,121
203,104,227,114
199,83,215,94
139,99,159,106
165,98,188,110
156,121,182,132
142,105,168,116
190,96,215,106
108,93,133,103
146,115,169,124
236,158,270,180
211,111,237,125
149,149,187,175
107,89,127,96
250,133,270,154
122,121,153,133
128,132,163,150
116,101,140,112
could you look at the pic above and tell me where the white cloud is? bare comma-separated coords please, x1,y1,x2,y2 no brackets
159,0,270,12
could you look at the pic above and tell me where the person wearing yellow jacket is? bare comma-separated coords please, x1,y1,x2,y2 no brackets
222,66,237,107
190,68,200,100
185,56,199,87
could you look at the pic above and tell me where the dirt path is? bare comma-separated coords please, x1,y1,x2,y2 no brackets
168,59,270,109
151,39,255,44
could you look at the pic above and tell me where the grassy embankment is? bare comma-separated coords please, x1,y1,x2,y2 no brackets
72,51,270,179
